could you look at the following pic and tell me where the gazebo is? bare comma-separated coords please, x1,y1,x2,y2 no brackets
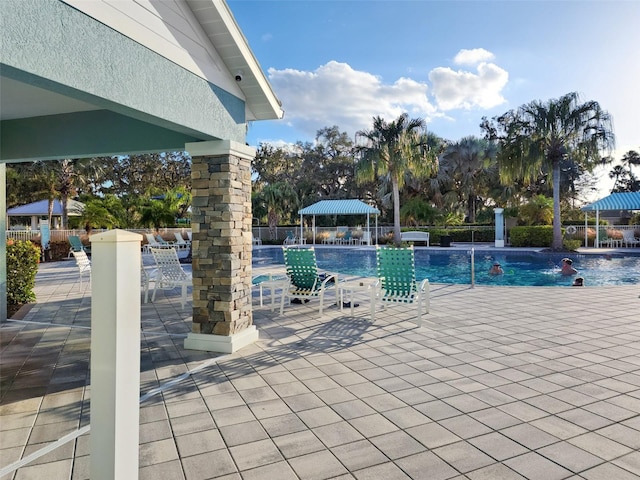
581,192,640,246
298,199,380,244
7,199,85,230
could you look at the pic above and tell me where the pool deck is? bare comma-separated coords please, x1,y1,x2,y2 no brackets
1,247,640,479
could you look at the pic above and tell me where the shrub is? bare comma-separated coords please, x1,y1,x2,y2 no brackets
48,241,72,261
6,240,40,306
509,226,554,247
563,239,582,251
316,231,330,243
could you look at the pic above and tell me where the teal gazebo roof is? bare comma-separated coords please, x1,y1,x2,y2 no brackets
297,199,380,246
299,199,380,216
581,192,640,211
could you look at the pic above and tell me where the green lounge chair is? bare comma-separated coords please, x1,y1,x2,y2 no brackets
340,230,353,245
280,247,338,315
68,235,90,257
373,245,429,326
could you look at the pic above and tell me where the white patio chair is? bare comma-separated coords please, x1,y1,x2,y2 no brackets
322,231,337,245
149,247,192,309
283,231,298,245
72,250,91,291
252,233,262,245
141,266,158,303
622,229,640,247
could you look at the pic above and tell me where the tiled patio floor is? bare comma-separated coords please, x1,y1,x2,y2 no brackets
1,252,640,479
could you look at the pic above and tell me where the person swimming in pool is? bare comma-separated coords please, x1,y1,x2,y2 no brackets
560,258,578,276
489,261,504,275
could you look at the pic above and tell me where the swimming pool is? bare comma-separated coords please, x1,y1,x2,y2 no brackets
253,247,640,287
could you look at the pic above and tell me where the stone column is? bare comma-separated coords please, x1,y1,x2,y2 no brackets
184,140,258,353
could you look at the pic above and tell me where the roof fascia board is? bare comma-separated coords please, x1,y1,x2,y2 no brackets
204,0,283,120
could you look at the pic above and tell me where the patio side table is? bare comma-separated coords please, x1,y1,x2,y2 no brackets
257,276,289,312
339,280,376,318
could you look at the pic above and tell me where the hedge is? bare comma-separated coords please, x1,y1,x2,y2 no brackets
509,226,554,247
6,240,41,305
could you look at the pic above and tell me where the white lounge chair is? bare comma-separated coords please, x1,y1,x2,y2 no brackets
173,232,191,250
72,250,91,291
143,233,171,253
149,247,192,309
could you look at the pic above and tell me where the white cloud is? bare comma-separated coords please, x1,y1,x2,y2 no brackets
429,62,509,111
267,61,438,139
264,56,509,140
454,48,495,66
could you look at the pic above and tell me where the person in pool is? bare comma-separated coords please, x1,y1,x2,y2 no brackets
560,258,578,276
572,277,584,287
489,262,504,275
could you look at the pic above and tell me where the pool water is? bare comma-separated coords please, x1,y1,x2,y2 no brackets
253,247,640,287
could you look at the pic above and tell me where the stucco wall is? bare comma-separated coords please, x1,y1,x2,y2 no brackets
1,0,246,144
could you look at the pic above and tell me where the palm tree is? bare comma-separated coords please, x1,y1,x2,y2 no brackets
356,113,438,244
79,199,118,232
519,195,554,226
140,199,175,230
28,161,59,229
439,136,497,223
619,150,640,192
261,182,299,240
609,165,628,192
57,159,76,229
483,92,614,249
622,150,640,173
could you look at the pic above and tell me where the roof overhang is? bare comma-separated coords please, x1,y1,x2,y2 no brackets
1,0,282,134
188,0,284,121
7,199,85,216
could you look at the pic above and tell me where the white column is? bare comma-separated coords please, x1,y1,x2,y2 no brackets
90,229,143,480
494,208,505,248
0,163,6,321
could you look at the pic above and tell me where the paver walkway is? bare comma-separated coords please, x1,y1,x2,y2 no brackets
1,254,640,480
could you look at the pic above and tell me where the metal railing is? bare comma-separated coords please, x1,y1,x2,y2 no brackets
7,224,638,247
5,228,192,243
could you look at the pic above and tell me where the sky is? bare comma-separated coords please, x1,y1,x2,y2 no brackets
228,0,640,200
